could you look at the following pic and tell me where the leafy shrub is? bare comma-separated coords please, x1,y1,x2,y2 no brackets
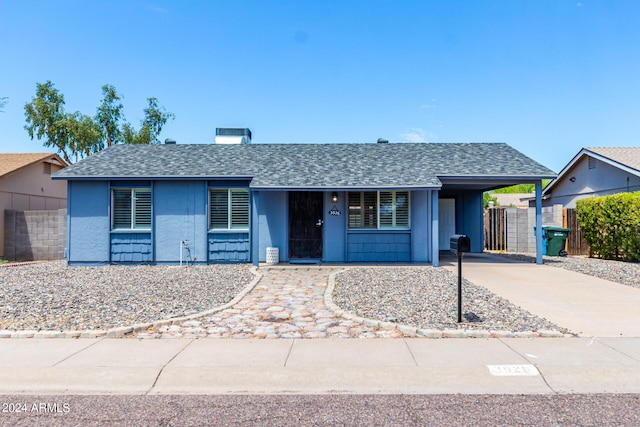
576,192,640,261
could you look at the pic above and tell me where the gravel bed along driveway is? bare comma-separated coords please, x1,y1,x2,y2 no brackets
494,252,640,289
334,266,571,334
3,256,613,335
0,261,255,331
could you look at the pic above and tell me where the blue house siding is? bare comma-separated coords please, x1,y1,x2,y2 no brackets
110,232,152,262
208,232,250,262
346,232,411,262
67,180,110,264
455,191,484,253
154,181,207,263
64,182,472,265
257,191,287,263
439,190,485,254
410,189,432,263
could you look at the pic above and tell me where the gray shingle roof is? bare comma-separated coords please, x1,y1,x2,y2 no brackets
587,147,640,173
53,142,555,189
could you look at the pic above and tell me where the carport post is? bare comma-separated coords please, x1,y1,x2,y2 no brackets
251,190,260,267
431,191,439,267
535,181,543,265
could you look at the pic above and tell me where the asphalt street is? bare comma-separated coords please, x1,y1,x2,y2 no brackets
1,394,640,426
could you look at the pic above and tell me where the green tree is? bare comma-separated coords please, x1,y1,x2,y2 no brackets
25,81,174,162
95,85,124,147
62,112,103,162
122,97,175,145
24,81,72,163
491,180,552,194
483,192,498,208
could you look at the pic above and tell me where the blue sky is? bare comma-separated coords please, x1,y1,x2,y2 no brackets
1,0,639,172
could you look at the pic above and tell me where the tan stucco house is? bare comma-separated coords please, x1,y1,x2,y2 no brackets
0,153,67,259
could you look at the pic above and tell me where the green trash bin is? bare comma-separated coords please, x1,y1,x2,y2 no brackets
544,226,571,256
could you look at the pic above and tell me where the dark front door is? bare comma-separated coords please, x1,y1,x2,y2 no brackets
288,192,323,259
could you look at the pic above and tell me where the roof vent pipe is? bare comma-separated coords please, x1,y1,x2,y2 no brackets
377,138,389,144
164,138,176,145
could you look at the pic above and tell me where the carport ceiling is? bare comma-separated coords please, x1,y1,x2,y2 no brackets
439,177,552,192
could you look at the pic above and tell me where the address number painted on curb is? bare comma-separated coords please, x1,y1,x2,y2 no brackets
487,365,540,376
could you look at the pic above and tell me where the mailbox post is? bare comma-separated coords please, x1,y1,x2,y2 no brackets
450,234,471,323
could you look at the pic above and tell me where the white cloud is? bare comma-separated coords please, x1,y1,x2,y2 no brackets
576,2,583,6
420,98,437,109
400,128,428,142
146,5,169,14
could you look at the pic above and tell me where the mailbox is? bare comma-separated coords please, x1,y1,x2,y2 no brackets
450,234,471,254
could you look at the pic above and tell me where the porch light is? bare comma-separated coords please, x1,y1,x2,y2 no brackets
331,192,339,203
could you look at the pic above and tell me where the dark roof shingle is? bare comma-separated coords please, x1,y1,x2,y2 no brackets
53,142,555,188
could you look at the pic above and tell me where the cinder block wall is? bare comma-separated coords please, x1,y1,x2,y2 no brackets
505,205,563,253
3,209,66,261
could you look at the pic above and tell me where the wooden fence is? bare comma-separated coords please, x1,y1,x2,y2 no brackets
484,206,589,255
563,208,590,256
484,207,507,251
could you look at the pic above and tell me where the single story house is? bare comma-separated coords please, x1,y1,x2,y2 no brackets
52,132,556,266
1,153,67,259
542,147,640,208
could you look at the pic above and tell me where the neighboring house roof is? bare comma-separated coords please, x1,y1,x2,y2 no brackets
543,147,640,196
53,143,555,190
491,193,532,207
587,147,640,172
0,153,67,178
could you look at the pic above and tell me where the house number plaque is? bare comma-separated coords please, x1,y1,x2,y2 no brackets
329,206,341,216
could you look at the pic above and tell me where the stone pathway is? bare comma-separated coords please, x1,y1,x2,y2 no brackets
137,266,403,339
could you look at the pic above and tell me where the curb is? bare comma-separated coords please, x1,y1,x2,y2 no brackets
0,266,263,339
325,269,571,339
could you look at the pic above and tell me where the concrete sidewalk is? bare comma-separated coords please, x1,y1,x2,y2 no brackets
0,337,639,395
440,253,640,337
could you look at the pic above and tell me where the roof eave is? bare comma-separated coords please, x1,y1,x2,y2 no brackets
439,174,557,181
249,184,442,191
51,175,255,181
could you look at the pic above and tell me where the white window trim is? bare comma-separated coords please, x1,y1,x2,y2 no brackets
378,190,411,229
348,191,411,230
111,188,152,231
209,188,250,231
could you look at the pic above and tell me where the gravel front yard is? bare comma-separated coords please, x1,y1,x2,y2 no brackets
0,261,255,331
2,254,634,334
333,266,571,333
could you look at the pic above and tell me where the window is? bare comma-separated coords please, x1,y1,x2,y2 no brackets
348,192,378,228
348,191,410,229
112,188,151,230
209,189,249,230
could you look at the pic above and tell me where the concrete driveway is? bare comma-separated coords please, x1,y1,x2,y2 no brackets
441,253,640,338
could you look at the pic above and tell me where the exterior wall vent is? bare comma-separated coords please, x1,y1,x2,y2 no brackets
215,128,252,144
164,138,176,145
